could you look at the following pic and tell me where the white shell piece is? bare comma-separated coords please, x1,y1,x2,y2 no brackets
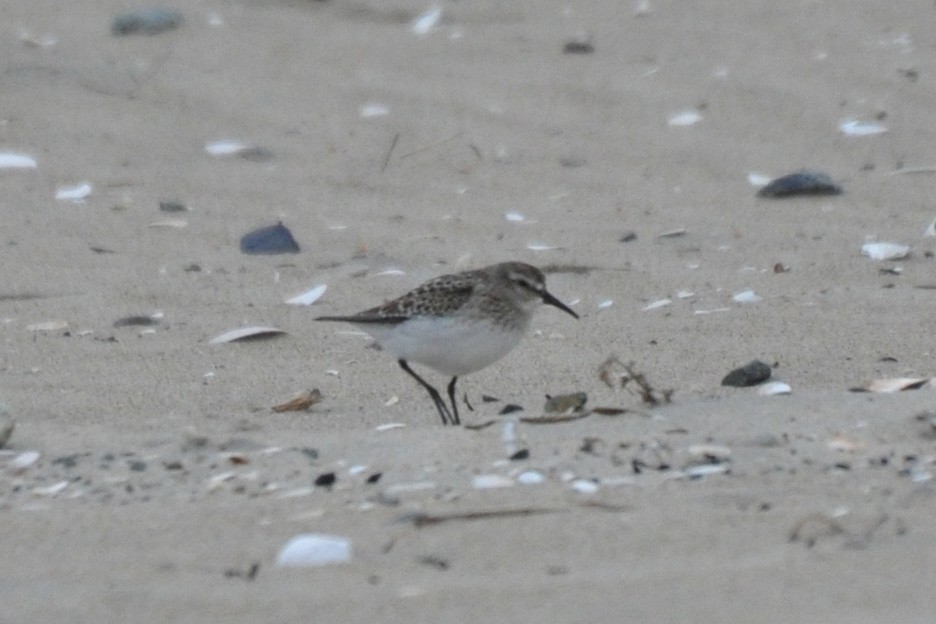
209,326,286,344
285,284,327,306
643,298,672,311
26,320,68,332
411,6,442,35
472,474,514,489
839,119,887,136
924,218,936,238
861,242,910,261
733,290,762,304
504,211,525,222
204,140,249,156
276,534,352,567
526,242,560,251
747,172,772,187
56,182,92,202
668,110,702,126
375,423,406,432
570,479,599,494
148,219,188,229
684,464,729,478
860,377,934,393
676,290,694,299
597,299,614,309
33,481,69,496
516,470,545,485
758,381,792,396
0,152,37,169
360,104,390,118
10,450,41,470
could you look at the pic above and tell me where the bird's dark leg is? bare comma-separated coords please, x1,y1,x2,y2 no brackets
398,360,453,425
447,377,460,425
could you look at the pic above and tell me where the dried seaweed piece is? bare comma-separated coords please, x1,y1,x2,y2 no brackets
402,507,562,528
272,389,323,412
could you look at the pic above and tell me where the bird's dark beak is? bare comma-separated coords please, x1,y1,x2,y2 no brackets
542,290,579,319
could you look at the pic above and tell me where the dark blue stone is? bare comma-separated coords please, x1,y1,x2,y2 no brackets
757,171,843,198
239,222,300,255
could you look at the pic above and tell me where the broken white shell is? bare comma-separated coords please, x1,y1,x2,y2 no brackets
472,474,515,489
668,110,702,126
0,152,37,169
209,326,286,344
56,182,92,202
276,534,352,567
861,242,910,261
643,298,672,311
839,119,887,136
285,284,327,306
411,6,442,35
758,381,792,396
733,290,762,304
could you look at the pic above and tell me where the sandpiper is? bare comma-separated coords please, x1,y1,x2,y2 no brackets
316,262,579,425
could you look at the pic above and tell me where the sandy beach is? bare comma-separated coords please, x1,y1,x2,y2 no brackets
3,1,936,621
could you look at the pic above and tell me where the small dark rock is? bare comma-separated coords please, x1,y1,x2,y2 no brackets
721,360,772,387
509,449,530,461
129,460,147,472
159,201,187,212
239,222,300,255
113,315,160,328
757,171,843,198
499,404,524,415
112,9,183,36
563,39,594,54
619,231,637,243
366,472,382,484
314,472,336,487
53,455,80,469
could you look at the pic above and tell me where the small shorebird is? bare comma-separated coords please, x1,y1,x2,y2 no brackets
316,262,579,425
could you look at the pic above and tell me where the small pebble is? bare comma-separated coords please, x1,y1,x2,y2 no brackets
721,360,771,387
239,222,300,255
757,171,842,198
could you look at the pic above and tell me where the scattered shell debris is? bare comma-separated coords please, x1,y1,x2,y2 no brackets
861,242,910,261
26,320,68,332
209,326,286,344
